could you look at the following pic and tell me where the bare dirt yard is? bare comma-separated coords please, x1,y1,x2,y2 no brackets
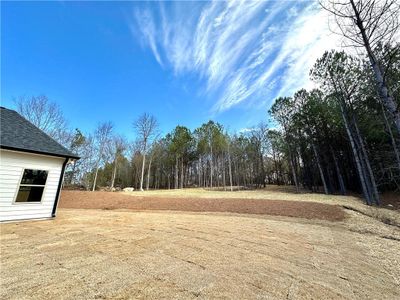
59,191,345,221
1,187,399,299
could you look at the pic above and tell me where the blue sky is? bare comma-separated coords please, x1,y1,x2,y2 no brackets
1,1,339,137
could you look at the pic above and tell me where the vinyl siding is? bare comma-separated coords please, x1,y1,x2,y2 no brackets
0,149,64,221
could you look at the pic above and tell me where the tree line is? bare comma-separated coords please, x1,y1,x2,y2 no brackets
11,0,399,205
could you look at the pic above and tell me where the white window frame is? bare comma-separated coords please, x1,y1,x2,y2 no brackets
13,168,49,205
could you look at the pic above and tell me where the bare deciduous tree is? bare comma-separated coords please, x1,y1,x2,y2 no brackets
110,135,127,189
225,133,234,191
321,0,400,133
78,135,96,190
92,122,113,191
133,113,159,191
146,141,157,191
14,95,71,145
249,122,269,188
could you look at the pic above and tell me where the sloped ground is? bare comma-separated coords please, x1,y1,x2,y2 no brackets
59,191,345,221
1,209,399,299
121,187,400,226
1,188,399,299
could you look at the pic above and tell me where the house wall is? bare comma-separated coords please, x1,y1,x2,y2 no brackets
0,149,65,222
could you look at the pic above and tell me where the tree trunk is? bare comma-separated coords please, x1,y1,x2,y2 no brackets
180,159,184,189
210,144,213,188
330,146,346,195
139,153,146,192
92,165,99,192
329,67,373,204
340,101,372,204
284,130,299,192
311,142,329,195
138,139,147,192
260,152,266,188
198,158,202,187
353,116,380,205
272,149,279,185
216,155,220,188
69,161,77,185
146,155,153,190
222,153,226,191
350,0,400,134
227,145,233,191
289,152,299,192
111,157,117,189
174,156,179,189
382,104,400,171
233,160,239,188
154,167,159,189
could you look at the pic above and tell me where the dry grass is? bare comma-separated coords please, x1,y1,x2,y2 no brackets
124,185,356,202
1,209,400,299
124,185,346,201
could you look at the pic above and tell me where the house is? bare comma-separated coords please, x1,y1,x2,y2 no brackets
0,107,79,222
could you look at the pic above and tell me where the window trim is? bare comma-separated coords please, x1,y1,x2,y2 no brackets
13,168,49,205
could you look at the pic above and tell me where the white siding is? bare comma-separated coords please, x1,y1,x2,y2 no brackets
0,150,65,222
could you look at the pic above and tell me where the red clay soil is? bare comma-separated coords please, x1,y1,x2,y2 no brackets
59,191,345,221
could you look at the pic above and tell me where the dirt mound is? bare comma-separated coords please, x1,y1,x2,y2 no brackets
59,191,345,221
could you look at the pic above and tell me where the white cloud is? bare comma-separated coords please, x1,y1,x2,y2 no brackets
239,127,255,134
274,4,341,97
132,0,341,113
133,8,163,66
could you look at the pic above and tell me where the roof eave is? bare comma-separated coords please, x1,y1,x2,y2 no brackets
0,145,80,160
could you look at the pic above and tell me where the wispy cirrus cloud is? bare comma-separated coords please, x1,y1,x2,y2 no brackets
132,0,340,113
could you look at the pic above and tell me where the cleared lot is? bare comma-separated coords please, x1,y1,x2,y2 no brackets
1,189,399,299
59,191,345,221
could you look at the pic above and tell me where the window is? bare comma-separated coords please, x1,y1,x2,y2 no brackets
15,169,48,203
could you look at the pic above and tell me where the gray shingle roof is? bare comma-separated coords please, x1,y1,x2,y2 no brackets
0,107,79,159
